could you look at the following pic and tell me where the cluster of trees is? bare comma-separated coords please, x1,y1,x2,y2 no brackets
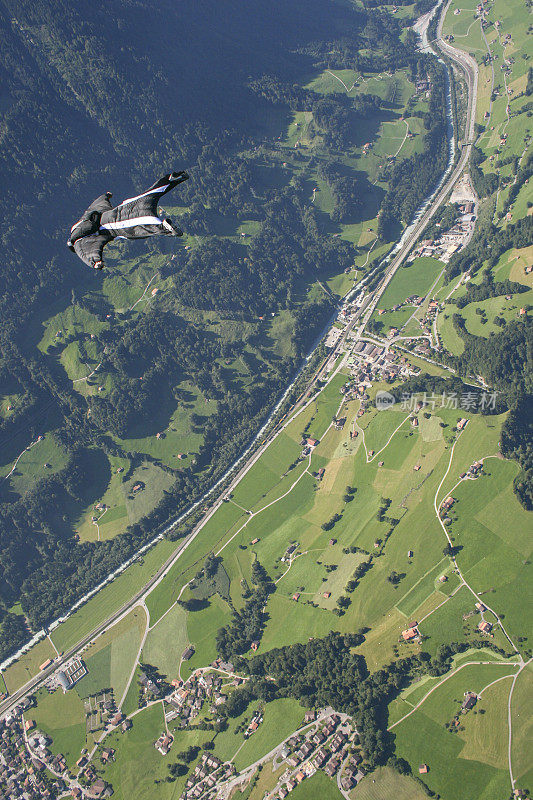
454,271,528,309
215,559,274,660
245,631,427,767
175,189,354,314
502,151,533,218
501,395,533,510
317,161,366,223
469,145,499,198
378,60,449,238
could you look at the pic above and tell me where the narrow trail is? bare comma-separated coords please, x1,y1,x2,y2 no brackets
72,359,103,384
393,119,410,158
128,274,157,311
360,237,378,268
399,265,445,340
417,580,465,624
91,507,108,542
118,601,150,711
508,658,532,791
356,413,412,463
2,436,43,482
326,70,356,93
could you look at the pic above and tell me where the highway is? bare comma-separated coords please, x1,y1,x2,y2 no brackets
0,0,479,719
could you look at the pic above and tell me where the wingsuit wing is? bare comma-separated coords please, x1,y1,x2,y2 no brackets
72,231,112,269
99,172,189,239
67,192,115,268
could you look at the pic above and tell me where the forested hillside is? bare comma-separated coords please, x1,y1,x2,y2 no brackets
0,0,436,660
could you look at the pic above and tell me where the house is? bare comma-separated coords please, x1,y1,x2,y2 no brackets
402,627,419,641
462,692,478,712
478,620,493,633
318,468,325,479
341,774,355,791
250,640,260,652
251,538,260,545
39,659,53,671
306,438,319,447
89,779,108,798
456,418,468,430
419,764,429,774
101,747,115,763
323,592,331,599
313,748,328,768
182,646,195,661
292,593,300,602
475,602,486,612
121,719,132,732
155,733,173,755
304,710,316,723
407,550,413,558
324,757,340,777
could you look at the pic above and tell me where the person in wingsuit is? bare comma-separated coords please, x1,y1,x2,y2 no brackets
67,171,189,270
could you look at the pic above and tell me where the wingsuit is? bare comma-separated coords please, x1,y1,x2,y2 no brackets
67,171,189,269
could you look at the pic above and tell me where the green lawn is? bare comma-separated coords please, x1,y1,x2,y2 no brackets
392,662,520,800
75,608,146,700
32,687,86,771
289,770,343,799
213,698,305,769
4,637,56,693
376,257,444,311
143,603,188,682
353,766,430,800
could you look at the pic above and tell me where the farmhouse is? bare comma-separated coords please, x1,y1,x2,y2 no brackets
402,627,419,641
478,620,493,633
155,733,173,755
462,692,478,712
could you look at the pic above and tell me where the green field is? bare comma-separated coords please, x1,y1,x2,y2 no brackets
289,769,343,799
32,687,86,771
376,257,444,311
142,602,188,682
392,662,522,800
353,766,430,800
213,698,305,769
4,637,56,693
75,608,146,701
